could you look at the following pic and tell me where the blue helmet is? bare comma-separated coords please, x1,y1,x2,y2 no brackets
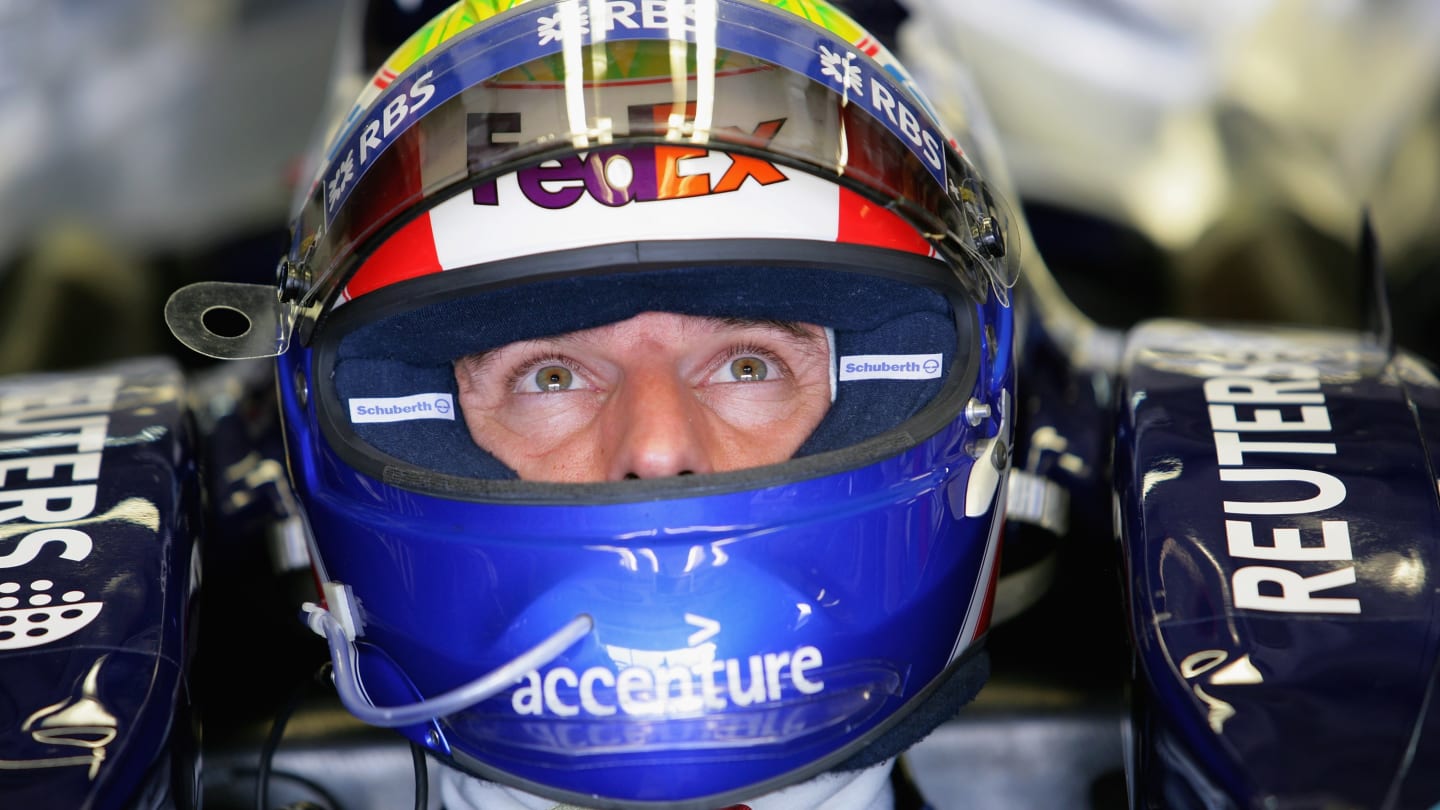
167,0,1019,805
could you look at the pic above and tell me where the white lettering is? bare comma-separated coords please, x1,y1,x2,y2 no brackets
1208,404,1332,432
513,671,543,715
616,667,659,715
512,646,827,718
1232,566,1360,614
641,0,692,30
1225,519,1353,562
698,659,727,710
1213,433,1336,466
763,651,790,701
382,95,410,137
1203,377,1324,405
897,103,922,148
0,376,115,647
657,666,700,713
0,486,97,524
726,655,767,707
921,131,942,172
543,667,580,717
0,423,107,454
869,79,897,127
0,412,109,435
0,452,101,487
330,70,439,215
791,646,824,694
607,0,639,29
579,668,616,716
349,393,455,424
359,120,382,164
1200,362,1358,614
838,354,942,382
408,70,436,112
1220,468,1347,515
0,528,93,569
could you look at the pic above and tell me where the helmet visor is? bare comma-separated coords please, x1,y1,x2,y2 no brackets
288,0,1016,325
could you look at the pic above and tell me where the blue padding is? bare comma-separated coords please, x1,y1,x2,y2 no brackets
333,266,956,479
796,310,950,458
334,359,510,478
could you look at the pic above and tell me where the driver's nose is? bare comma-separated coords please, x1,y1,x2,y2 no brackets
603,366,714,481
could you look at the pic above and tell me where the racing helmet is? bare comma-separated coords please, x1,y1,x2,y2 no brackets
166,0,1020,806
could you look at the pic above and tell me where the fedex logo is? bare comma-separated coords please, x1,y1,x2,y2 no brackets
468,108,789,209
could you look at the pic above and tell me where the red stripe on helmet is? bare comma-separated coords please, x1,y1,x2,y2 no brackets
837,187,932,256
972,536,1002,636
342,210,441,301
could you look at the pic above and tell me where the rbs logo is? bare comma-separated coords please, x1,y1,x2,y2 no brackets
468,108,789,209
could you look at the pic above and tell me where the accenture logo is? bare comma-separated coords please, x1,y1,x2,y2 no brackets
512,644,825,719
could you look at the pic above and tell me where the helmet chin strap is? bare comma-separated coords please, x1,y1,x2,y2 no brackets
302,599,593,728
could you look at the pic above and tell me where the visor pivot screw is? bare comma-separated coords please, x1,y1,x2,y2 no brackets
976,215,1005,258
424,729,441,747
991,438,1010,468
293,367,309,408
965,398,992,427
275,257,305,303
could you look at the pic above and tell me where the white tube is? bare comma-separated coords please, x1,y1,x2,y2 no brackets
304,604,593,728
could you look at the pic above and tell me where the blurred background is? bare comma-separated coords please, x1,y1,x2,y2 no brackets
0,0,340,371
898,0,1440,349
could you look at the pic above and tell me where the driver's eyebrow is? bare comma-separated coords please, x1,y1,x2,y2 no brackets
710,316,824,345
710,316,805,335
452,334,578,382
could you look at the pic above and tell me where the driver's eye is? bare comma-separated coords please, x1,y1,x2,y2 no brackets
536,365,574,391
729,356,769,382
